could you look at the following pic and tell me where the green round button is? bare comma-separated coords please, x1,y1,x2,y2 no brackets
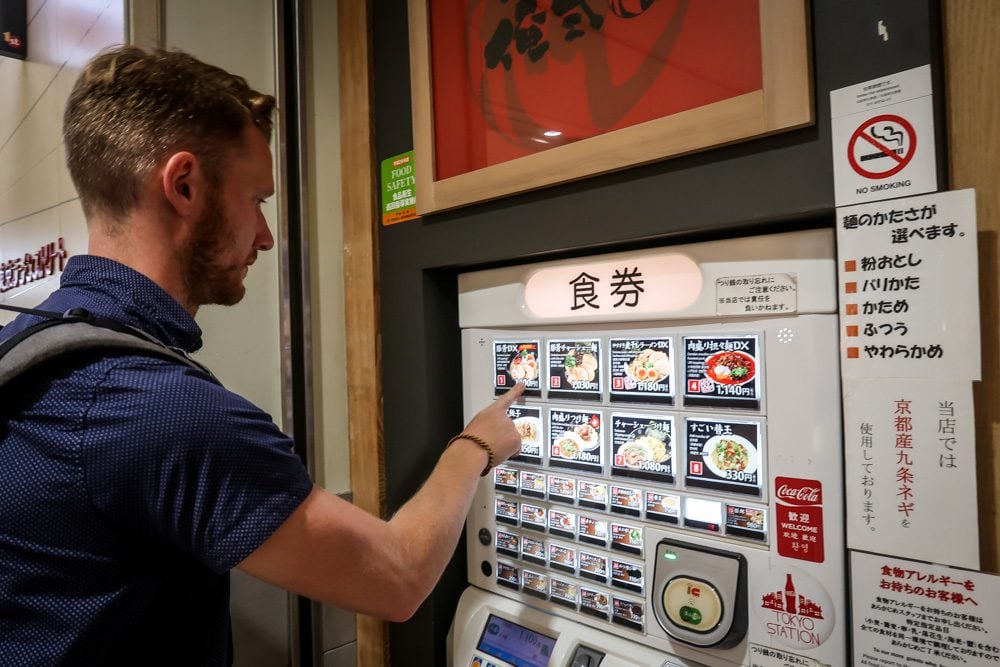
679,605,703,625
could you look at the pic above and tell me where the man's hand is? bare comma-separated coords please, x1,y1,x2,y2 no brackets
240,382,529,621
461,382,524,465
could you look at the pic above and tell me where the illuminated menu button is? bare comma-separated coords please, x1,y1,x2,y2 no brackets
662,576,723,633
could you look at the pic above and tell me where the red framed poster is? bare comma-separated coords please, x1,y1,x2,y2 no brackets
408,0,813,214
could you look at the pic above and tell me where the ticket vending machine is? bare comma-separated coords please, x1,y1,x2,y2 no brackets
449,229,846,667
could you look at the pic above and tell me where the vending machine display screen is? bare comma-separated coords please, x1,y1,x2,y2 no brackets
477,614,557,667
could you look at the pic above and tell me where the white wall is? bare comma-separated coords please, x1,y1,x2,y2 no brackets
0,2,354,662
160,4,292,666
305,0,350,494
0,0,124,318
162,0,285,423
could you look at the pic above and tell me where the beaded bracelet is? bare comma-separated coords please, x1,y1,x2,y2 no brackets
447,433,495,477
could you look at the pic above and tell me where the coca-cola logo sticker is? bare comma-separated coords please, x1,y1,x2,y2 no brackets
775,477,824,563
751,567,835,650
775,476,823,506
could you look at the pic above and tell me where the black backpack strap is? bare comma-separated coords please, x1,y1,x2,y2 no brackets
0,305,214,385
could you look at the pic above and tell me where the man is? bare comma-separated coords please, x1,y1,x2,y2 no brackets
0,46,522,665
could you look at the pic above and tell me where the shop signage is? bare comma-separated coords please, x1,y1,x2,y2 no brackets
524,252,702,319
851,551,1000,666
831,65,936,206
0,238,68,293
843,378,978,569
836,189,980,380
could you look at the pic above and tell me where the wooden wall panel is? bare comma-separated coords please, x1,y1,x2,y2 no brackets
943,0,1000,571
338,0,388,664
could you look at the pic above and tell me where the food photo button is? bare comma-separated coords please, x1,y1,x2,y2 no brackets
681,335,762,410
609,337,674,405
494,340,541,397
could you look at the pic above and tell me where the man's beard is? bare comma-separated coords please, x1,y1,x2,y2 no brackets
182,189,251,308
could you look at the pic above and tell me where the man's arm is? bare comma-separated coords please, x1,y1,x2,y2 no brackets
237,384,524,621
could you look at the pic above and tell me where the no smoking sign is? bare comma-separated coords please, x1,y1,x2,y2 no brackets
830,65,937,206
847,114,915,179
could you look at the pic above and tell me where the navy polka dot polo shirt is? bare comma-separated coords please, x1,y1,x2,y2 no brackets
0,256,314,666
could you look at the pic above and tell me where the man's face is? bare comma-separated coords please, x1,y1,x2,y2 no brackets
183,127,275,308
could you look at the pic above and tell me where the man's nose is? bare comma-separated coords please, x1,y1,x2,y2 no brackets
256,211,275,251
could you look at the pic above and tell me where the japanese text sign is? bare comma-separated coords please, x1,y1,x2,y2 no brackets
844,378,978,570
524,252,701,320
851,551,999,666
837,189,980,381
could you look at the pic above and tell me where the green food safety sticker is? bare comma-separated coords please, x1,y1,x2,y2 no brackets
381,150,418,225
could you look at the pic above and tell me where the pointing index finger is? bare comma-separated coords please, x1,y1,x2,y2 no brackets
495,382,526,410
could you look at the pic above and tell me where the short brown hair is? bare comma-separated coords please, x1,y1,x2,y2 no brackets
63,45,276,222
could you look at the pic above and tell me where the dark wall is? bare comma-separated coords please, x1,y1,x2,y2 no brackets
372,1,944,664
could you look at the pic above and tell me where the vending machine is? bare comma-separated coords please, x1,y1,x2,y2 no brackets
449,229,845,667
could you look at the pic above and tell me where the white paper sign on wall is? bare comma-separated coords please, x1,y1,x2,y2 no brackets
831,65,937,206
836,189,980,381
843,377,978,570
851,552,1000,666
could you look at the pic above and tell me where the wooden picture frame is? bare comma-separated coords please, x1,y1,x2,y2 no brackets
407,0,813,215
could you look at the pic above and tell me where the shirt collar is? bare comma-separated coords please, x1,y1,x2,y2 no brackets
58,255,204,352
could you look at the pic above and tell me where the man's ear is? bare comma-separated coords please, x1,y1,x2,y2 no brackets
161,151,201,216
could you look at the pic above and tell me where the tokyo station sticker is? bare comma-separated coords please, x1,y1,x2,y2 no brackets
609,337,673,405
685,417,763,496
494,340,541,397
506,404,543,465
548,339,601,401
548,408,604,475
683,335,761,410
752,566,835,652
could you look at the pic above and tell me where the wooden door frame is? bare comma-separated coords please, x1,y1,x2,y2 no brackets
943,1,1000,571
338,0,388,664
